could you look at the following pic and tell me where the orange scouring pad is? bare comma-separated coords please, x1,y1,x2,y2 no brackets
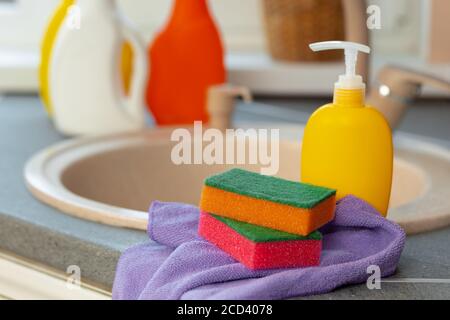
199,168,336,236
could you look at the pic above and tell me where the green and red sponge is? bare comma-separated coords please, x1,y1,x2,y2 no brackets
198,168,335,270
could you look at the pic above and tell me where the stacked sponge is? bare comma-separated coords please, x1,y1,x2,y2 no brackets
199,168,336,270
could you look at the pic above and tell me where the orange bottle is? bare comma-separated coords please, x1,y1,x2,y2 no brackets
146,0,226,125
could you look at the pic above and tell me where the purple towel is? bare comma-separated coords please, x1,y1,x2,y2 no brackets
112,196,405,300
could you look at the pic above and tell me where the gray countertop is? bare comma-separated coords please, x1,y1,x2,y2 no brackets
0,94,449,298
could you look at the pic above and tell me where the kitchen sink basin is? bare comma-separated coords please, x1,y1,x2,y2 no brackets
24,125,450,234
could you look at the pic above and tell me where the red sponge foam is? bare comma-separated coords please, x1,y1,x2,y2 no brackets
198,211,321,270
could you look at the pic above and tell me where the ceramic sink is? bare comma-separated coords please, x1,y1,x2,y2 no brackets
24,124,450,234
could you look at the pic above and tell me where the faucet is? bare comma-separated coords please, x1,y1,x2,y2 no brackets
207,84,253,131
209,1,450,131
367,65,450,129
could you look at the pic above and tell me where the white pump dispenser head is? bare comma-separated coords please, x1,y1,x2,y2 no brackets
309,41,371,90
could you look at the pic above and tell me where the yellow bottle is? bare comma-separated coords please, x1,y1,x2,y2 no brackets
39,0,133,116
301,41,393,216
39,0,74,115
120,42,134,95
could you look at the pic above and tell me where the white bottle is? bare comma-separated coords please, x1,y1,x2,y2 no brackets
49,0,148,136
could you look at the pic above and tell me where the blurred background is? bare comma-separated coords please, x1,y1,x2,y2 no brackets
0,0,449,138
0,0,450,96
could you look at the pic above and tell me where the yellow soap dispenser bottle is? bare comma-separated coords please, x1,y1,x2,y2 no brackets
301,41,393,216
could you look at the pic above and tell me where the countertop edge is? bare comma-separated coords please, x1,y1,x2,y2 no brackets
0,211,120,291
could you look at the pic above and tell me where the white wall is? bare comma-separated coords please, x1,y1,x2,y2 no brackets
0,0,426,55
368,0,423,55
118,0,266,52
0,0,57,50
0,0,267,52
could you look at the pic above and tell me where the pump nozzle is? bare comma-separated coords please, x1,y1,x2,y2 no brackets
310,41,371,89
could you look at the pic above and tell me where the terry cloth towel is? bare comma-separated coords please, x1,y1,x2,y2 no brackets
112,196,405,300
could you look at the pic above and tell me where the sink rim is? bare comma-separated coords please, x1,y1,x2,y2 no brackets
24,126,450,234
25,132,151,230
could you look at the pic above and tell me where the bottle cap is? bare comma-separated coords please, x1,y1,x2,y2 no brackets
309,41,371,89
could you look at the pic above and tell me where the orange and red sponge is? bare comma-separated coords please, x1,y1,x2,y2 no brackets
199,211,322,270
199,168,336,236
